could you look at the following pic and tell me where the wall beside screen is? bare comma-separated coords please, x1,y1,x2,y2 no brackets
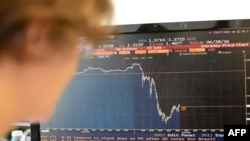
112,0,250,25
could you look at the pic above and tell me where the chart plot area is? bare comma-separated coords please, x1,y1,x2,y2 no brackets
42,63,180,129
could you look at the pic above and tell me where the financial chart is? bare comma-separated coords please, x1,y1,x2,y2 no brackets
41,21,250,141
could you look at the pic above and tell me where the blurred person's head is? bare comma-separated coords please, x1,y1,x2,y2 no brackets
0,0,113,135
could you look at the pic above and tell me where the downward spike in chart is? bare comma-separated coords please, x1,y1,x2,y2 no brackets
42,63,180,129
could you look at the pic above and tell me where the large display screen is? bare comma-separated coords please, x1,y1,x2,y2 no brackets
40,19,250,141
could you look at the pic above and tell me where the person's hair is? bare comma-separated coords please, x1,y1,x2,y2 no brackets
0,0,113,60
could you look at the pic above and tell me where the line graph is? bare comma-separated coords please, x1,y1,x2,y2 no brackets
42,63,180,129
41,48,248,130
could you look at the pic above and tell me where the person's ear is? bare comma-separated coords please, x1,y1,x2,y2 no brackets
23,20,51,60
